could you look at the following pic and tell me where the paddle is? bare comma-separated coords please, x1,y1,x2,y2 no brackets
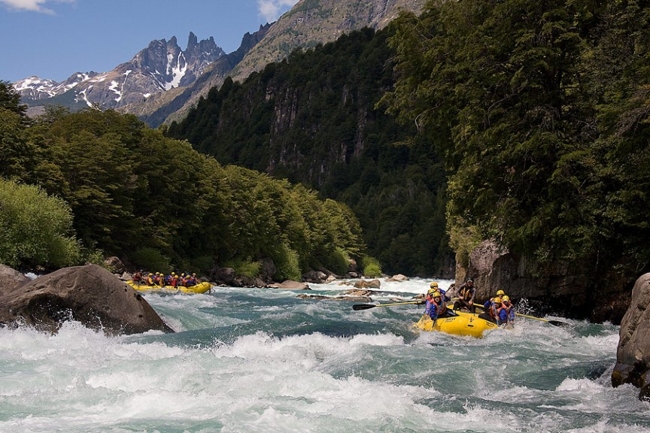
514,313,569,327
352,300,423,311
469,303,569,327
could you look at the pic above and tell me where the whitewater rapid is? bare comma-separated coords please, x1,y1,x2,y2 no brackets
1,278,648,432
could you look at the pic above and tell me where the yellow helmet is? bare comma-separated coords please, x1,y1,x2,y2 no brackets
502,295,510,302
432,291,441,298
429,282,439,289
496,289,505,296
494,297,502,304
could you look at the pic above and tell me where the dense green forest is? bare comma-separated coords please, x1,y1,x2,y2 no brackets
382,0,650,287
0,81,367,279
168,0,650,289
4,0,650,288
167,28,453,277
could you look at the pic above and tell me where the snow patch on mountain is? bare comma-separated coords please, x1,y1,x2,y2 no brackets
14,32,225,110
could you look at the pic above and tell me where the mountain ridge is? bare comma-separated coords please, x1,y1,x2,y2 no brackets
14,0,426,126
155,0,427,126
14,32,225,112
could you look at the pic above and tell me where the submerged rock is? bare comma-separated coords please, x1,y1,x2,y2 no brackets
268,280,310,290
612,273,650,400
0,264,173,335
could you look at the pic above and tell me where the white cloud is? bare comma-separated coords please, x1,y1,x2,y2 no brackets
257,0,299,23
0,0,75,14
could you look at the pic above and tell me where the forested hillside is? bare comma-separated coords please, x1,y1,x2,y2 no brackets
167,28,453,277
168,0,650,303
382,0,650,300
0,81,366,279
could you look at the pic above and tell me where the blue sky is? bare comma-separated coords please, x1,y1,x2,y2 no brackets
0,0,299,83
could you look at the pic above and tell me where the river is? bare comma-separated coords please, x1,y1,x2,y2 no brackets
1,278,649,432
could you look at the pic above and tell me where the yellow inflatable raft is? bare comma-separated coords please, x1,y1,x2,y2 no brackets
126,280,212,294
415,310,498,338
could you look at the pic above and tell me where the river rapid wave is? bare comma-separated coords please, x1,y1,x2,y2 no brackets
1,278,648,432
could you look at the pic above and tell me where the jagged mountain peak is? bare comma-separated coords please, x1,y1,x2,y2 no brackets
16,0,426,125
16,32,225,110
152,0,426,126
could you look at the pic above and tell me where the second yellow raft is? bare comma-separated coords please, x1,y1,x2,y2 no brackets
126,280,212,294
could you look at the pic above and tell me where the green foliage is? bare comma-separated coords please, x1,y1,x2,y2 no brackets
225,258,262,279
0,108,34,181
0,178,81,268
188,255,215,275
361,256,382,278
382,0,650,285
325,247,350,276
82,249,108,267
11,106,366,279
129,247,171,273
0,81,27,118
269,243,302,281
167,28,452,276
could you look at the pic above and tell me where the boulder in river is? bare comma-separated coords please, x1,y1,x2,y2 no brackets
268,280,310,290
0,264,30,294
354,279,381,289
612,273,650,400
0,264,173,335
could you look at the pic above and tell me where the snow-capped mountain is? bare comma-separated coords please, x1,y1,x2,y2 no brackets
14,32,225,110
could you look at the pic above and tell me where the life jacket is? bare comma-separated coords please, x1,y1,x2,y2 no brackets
502,302,515,323
485,300,497,319
425,298,441,320
496,304,512,325
460,286,475,301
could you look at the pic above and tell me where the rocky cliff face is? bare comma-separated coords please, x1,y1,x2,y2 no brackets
15,33,225,111
457,240,631,324
231,0,427,82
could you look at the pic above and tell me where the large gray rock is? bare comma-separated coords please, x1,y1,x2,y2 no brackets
612,273,650,400
0,264,173,335
0,264,30,294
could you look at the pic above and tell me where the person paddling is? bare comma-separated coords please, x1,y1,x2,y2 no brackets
425,291,445,321
497,295,515,327
430,281,451,302
454,278,477,312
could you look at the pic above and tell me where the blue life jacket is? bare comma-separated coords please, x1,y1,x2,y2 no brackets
425,299,440,320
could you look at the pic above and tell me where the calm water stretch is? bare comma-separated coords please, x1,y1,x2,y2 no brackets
1,278,649,433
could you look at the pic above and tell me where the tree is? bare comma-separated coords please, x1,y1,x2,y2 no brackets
0,178,81,269
0,80,27,118
385,0,600,266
